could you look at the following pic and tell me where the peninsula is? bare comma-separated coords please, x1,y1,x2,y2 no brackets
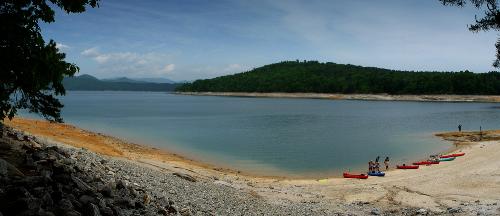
176,61,500,96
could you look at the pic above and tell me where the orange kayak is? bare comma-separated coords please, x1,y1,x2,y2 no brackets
412,161,439,165
397,165,419,169
343,172,369,179
440,152,465,158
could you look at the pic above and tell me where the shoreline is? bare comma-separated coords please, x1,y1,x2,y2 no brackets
176,92,500,103
4,117,491,180
5,117,465,180
4,117,288,180
4,117,500,214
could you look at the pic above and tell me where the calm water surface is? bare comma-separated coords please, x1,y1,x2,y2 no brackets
29,91,500,177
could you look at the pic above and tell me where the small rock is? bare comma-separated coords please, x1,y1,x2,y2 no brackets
98,184,114,197
65,210,82,216
180,207,192,216
135,201,145,209
166,205,178,214
448,207,462,213
72,176,95,192
41,192,54,207
79,195,98,205
116,198,135,208
158,207,168,215
97,198,107,209
0,158,24,177
38,210,55,216
143,194,150,205
371,208,380,215
116,180,128,189
58,199,73,211
417,208,427,215
129,188,139,197
100,207,113,216
173,172,197,182
84,203,101,216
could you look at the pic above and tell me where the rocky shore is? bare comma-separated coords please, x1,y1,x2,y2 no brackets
0,126,352,215
2,121,500,215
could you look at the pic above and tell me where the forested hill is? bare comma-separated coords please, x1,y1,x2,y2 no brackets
63,74,180,92
176,61,500,95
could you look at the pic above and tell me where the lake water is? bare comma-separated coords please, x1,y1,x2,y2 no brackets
25,91,500,177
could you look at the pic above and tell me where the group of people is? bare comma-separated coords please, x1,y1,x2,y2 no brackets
368,156,389,172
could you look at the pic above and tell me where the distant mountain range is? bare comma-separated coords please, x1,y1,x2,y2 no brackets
63,74,181,92
102,77,178,84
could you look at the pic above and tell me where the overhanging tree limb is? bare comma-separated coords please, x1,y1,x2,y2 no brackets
0,0,99,122
440,0,500,67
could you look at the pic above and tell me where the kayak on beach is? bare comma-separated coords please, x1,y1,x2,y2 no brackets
343,172,369,179
439,157,456,162
440,152,465,158
367,171,385,177
396,165,419,169
412,161,440,165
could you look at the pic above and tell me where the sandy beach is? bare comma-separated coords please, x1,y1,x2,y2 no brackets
176,92,500,103
4,117,500,215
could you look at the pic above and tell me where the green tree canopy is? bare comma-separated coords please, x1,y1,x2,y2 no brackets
440,0,500,67
1,0,99,123
177,61,500,95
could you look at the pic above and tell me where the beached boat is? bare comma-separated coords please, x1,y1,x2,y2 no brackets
396,165,419,169
343,172,369,179
439,157,456,162
440,153,465,158
367,171,385,177
412,161,440,165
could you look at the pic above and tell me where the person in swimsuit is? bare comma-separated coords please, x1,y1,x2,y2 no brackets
384,157,390,170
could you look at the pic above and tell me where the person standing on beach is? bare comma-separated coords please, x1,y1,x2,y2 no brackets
458,124,462,132
368,161,373,172
384,157,390,170
480,126,483,140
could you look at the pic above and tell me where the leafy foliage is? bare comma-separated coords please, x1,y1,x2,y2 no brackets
177,61,500,95
440,0,500,67
1,0,99,122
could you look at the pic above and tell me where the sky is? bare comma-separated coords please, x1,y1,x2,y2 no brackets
42,0,499,81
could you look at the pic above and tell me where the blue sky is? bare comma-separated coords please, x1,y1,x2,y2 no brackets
42,0,498,81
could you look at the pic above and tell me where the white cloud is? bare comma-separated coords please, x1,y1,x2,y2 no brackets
80,47,175,77
81,47,99,57
160,64,175,73
56,43,70,50
81,48,139,64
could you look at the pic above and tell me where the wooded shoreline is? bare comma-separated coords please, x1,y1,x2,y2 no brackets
176,92,500,103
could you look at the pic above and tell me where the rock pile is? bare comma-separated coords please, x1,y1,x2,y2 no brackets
0,128,322,216
0,129,173,216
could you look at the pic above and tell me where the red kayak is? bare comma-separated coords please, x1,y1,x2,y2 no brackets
397,165,419,169
440,153,465,158
343,172,369,179
412,161,440,165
